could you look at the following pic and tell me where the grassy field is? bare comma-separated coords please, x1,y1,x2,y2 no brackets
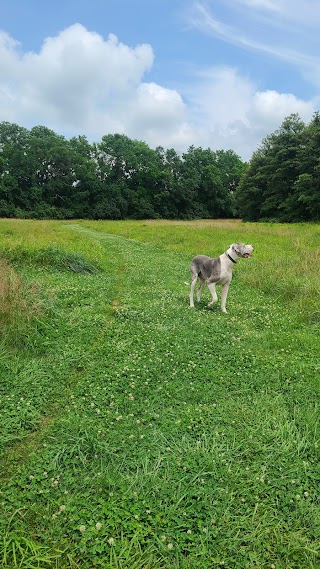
0,218,319,569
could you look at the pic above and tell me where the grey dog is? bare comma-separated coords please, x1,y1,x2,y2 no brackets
189,242,253,312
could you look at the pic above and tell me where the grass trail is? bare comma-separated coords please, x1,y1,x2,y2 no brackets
0,222,319,568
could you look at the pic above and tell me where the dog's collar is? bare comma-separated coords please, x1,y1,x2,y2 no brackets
226,252,237,264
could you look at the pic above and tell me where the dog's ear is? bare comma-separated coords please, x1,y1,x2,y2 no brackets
232,242,242,255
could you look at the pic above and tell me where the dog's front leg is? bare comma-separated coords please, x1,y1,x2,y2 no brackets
220,282,230,313
207,282,218,308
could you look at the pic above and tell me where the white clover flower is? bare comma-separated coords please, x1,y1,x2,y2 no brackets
161,535,167,542
167,543,173,550
187,529,192,534
108,537,115,546
79,525,86,533
59,505,66,512
96,522,102,530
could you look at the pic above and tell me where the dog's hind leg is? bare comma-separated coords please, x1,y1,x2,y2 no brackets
207,282,218,308
196,276,205,302
190,275,198,308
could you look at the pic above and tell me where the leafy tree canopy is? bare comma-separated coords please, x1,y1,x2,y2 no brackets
1,114,319,221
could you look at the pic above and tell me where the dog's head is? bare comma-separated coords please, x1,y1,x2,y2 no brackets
231,242,254,259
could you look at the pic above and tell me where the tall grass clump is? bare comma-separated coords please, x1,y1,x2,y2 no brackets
3,246,100,274
32,246,100,273
0,259,41,341
244,254,320,322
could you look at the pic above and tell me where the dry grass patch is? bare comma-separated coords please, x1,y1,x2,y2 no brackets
0,258,41,335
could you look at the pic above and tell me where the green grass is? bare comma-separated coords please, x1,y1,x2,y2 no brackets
0,219,319,568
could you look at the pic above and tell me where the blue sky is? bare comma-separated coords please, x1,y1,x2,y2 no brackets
1,0,319,160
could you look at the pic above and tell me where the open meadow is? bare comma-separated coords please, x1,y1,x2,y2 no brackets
0,218,319,568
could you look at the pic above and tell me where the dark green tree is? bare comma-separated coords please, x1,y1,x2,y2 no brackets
236,114,306,221
0,122,34,216
97,134,162,219
180,146,241,218
29,126,79,218
291,112,320,219
153,147,183,218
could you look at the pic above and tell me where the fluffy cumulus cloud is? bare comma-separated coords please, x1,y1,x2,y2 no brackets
0,25,156,134
0,24,190,147
184,66,315,159
0,23,316,160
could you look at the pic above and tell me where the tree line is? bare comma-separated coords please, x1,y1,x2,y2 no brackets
0,122,243,220
0,113,319,221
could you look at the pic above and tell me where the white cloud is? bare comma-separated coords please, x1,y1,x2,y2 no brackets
0,24,156,133
233,0,281,13
236,0,320,27
0,24,193,148
253,90,314,122
189,1,320,86
183,67,315,159
125,82,193,147
0,24,316,160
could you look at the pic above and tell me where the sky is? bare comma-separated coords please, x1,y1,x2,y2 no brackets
1,0,319,161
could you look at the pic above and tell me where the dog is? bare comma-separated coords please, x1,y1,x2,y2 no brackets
189,242,253,313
